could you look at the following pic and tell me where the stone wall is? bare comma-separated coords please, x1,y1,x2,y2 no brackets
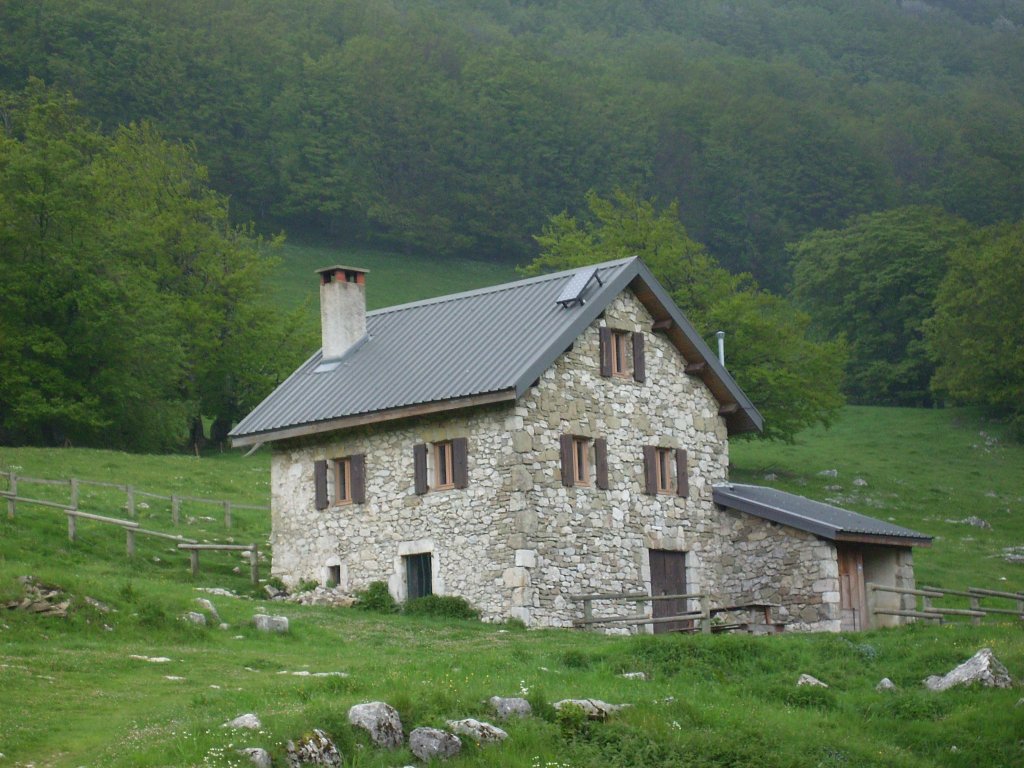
268,286,907,632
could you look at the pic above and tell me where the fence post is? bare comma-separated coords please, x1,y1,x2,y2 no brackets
223,500,232,529
67,512,77,542
69,477,79,510
969,594,981,626
171,495,180,526
250,544,259,585
7,473,16,519
126,529,136,557
126,485,135,518
190,549,199,577
700,594,711,634
582,597,593,629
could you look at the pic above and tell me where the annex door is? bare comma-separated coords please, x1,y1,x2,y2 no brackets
649,549,689,634
837,545,867,631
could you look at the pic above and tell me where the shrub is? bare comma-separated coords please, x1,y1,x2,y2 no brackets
561,649,592,669
403,594,478,619
356,581,398,613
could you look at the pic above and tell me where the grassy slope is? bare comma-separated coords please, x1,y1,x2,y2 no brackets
0,406,1022,767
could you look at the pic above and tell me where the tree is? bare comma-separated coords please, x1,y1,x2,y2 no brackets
926,221,1024,437
523,190,845,441
790,207,971,406
0,81,311,450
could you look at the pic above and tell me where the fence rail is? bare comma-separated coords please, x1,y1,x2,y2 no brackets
868,582,1024,625
0,470,268,529
1,486,259,583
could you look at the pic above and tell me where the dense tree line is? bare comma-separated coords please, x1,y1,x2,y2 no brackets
0,82,312,450
1,0,1021,290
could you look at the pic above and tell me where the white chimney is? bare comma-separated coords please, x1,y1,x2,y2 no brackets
317,265,369,360
716,330,726,367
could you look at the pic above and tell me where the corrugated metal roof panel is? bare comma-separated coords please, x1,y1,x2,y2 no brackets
713,483,931,544
231,257,763,441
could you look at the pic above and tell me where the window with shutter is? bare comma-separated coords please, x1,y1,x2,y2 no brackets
561,434,599,487
413,443,428,495
643,445,689,497
434,440,455,489
314,460,329,509
632,331,646,383
600,326,643,381
594,438,609,490
331,453,367,505
676,449,689,498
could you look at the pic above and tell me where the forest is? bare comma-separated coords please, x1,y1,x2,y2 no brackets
1,0,1022,448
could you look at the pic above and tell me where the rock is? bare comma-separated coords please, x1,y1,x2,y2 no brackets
945,516,992,529
446,718,508,744
183,611,207,626
224,713,262,730
219,622,230,630
797,674,828,688
84,596,113,613
195,598,221,623
923,648,1013,691
619,672,647,680
265,584,285,599
552,699,628,720
853,478,868,487
129,655,171,663
875,678,896,692
489,695,532,720
347,701,403,749
238,747,272,768
763,473,778,481
409,727,461,761
253,614,289,633
818,469,838,478
286,728,341,767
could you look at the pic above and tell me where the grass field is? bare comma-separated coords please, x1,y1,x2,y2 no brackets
269,239,520,322
1,406,1022,767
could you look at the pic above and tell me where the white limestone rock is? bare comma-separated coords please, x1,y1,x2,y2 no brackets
239,747,272,768
409,727,461,761
195,597,221,623
797,674,828,688
446,718,508,744
253,614,289,633
286,728,341,767
347,701,403,749
224,713,262,730
182,611,207,626
923,648,1012,691
875,678,896,692
489,695,532,720
552,699,629,720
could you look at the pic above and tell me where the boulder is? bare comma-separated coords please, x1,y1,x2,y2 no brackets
183,611,207,626
446,718,508,744
238,747,272,768
924,648,1013,691
347,701,403,749
875,678,896,692
797,674,828,688
286,728,341,767
488,696,532,720
619,671,647,680
224,713,262,730
253,614,289,633
409,727,461,761
552,699,628,720
195,598,221,623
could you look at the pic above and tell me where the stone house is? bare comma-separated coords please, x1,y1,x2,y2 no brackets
230,257,930,632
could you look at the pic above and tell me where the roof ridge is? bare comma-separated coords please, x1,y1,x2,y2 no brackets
368,256,638,317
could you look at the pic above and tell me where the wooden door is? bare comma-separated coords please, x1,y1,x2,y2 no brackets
837,546,867,631
649,550,689,634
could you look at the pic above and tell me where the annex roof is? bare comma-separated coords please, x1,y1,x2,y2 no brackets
230,256,763,445
712,483,931,547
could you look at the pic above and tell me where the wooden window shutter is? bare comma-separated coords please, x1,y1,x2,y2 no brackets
632,332,646,383
599,327,612,377
452,437,469,489
350,453,366,504
642,446,658,495
676,449,689,498
413,443,428,495
559,434,574,487
314,460,329,510
594,438,609,490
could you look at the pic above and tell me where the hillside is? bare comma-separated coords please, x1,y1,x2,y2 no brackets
0,406,1021,766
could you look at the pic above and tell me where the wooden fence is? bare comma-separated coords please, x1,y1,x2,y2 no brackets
0,470,268,529
0,472,264,584
869,582,1024,625
573,592,789,634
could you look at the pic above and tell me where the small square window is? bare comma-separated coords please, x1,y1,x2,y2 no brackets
610,331,631,377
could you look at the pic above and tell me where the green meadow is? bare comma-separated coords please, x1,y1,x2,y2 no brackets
1,405,1021,767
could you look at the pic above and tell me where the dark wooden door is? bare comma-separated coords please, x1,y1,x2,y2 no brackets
405,553,432,600
837,546,866,631
649,550,689,634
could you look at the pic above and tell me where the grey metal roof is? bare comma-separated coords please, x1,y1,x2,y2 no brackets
231,257,763,443
713,483,931,546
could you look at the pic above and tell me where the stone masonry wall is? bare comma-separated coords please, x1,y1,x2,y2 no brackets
269,286,874,631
